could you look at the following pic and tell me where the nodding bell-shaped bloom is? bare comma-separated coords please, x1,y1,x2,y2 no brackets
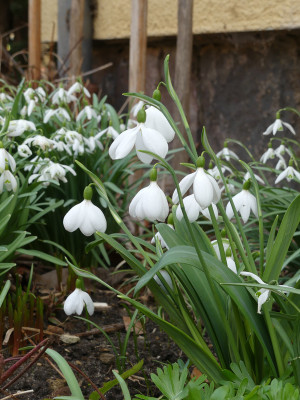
129,168,169,222
52,87,77,104
172,156,221,210
226,257,237,274
67,82,91,98
226,180,258,223
76,105,99,121
275,157,287,171
211,238,230,261
29,161,76,185
144,106,175,143
275,161,300,184
96,126,119,141
207,165,232,181
216,143,238,161
63,186,107,236
260,145,275,164
18,144,32,158
0,146,16,173
64,287,94,316
109,108,169,164
24,135,55,151
240,272,290,314
274,143,293,158
0,169,17,193
6,119,36,137
44,108,71,123
243,172,264,185
176,194,218,223
263,116,296,136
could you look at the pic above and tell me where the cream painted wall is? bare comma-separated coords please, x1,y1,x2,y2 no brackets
41,0,300,42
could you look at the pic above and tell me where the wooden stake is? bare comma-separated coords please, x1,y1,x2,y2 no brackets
69,0,85,78
129,0,147,94
28,0,41,81
170,0,194,172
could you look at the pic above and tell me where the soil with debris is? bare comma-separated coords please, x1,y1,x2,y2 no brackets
1,266,187,400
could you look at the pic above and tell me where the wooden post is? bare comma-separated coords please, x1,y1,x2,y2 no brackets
28,0,41,80
170,0,194,169
69,0,85,78
129,0,147,94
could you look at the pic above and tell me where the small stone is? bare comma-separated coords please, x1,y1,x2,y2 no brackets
60,334,80,344
99,352,115,364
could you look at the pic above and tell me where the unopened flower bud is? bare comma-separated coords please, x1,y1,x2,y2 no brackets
83,185,93,200
152,89,161,101
137,108,146,123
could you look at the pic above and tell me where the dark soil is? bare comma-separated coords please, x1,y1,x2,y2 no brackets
1,268,186,400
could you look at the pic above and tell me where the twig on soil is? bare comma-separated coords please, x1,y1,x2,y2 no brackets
68,362,106,400
0,389,34,399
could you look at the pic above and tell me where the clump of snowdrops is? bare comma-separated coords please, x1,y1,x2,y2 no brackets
62,55,300,395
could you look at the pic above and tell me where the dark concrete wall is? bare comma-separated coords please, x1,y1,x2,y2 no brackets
91,30,300,158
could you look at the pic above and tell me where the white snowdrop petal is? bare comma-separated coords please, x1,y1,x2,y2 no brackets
63,202,85,232
257,290,270,314
176,195,200,222
273,119,282,135
226,257,237,274
293,169,300,181
137,127,168,163
172,171,197,204
129,189,145,218
64,289,80,315
240,204,251,223
109,127,138,159
145,107,175,142
206,173,221,204
80,291,94,315
262,123,274,136
275,170,287,184
193,170,214,209
282,121,296,135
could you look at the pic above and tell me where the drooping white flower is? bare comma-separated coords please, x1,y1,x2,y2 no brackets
52,87,77,104
260,147,275,164
0,170,17,193
83,136,104,152
176,194,218,223
226,182,258,223
151,224,174,249
154,270,173,292
172,157,221,210
274,144,293,158
29,161,76,185
76,105,98,121
63,186,107,236
96,126,119,140
109,123,168,164
240,272,290,314
275,158,287,171
211,239,230,261
24,135,55,151
243,172,264,185
18,144,32,158
64,288,94,316
144,106,175,143
6,119,36,137
226,257,237,274
23,87,46,116
43,108,71,123
207,165,232,181
216,144,238,161
263,117,296,136
24,156,50,174
67,82,91,98
129,169,169,221
275,165,300,184
0,147,16,172
0,93,13,102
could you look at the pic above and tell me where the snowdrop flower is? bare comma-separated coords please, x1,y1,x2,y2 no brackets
176,194,218,223
23,87,46,116
275,161,300,184
64,284,94,316
211,238,230,261
151,216,174,249
131,100,144,117
260,144,275,164
226,181,258,223
18,144,32,158
52,87,76,104
83,136,104,152
275,157,287,171
63,186,107,236
0,169,17,193
6,119,36,137
263,116,296,136
226,257,237,274
243,172,264,185
76,105,98,121
24,156,49,174
172,156,221,210
216,143,238,161
144,106,175,143
96,126,119,140
0,92,13,102
44,108,71,123
24,135,55,151
240,272,290,314
109,108,169,164
29,161,76,185
68,82,91,98
0,146,16,173
154,270,173,292
274,143,293,158
207,165,232,181
129,168,169,222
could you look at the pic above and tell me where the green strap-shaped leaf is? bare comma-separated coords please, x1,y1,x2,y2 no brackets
263,194,300,282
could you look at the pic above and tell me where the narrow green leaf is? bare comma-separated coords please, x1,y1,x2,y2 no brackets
0,280,11,307
16,248,67,266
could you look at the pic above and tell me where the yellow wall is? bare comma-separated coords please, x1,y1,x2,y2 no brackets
41,0,300,42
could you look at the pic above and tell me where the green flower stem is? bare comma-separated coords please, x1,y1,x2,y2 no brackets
208,205,226,265
164,55,198,159
264,304,284,377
